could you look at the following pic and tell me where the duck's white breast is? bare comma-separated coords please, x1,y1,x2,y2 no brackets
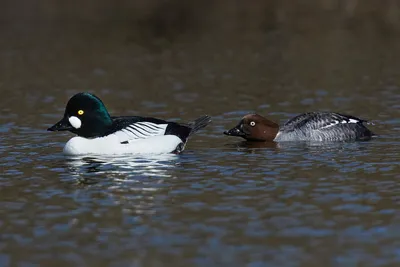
63,134,183,155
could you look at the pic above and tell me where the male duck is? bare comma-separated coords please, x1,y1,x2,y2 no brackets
224,112,375,142
48,92,211,155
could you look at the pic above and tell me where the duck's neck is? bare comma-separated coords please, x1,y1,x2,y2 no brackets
262,118,280,141
74,115,113,139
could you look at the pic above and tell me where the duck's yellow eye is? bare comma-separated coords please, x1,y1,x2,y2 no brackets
78,110,84,115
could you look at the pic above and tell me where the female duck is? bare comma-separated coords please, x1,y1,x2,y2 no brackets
48,93,211,155
224,112,375,142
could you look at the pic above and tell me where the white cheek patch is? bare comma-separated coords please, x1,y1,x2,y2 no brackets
69,116,82,129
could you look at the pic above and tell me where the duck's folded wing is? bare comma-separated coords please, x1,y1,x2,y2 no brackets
281,112,367,132
111,117,169,143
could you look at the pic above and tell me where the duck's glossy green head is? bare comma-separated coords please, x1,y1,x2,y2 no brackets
48,92,112,138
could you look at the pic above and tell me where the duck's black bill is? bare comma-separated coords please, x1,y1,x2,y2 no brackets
224,125,245,137
47,117,73,131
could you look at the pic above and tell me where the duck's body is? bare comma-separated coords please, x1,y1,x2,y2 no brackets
63,134,182,155
275,112,374,142
48,93,211,155
224,112,375,142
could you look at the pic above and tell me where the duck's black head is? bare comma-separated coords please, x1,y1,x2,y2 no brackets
48,92,113,138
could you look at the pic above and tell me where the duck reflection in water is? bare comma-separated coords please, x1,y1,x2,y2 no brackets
65,153,179,184
63,154,181,215
227,139,368,154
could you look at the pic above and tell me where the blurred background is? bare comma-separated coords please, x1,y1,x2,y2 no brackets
1,1,400,267
1,0,400,110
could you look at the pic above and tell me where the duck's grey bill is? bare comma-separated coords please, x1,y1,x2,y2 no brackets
47,117,73,131
224,126,245,137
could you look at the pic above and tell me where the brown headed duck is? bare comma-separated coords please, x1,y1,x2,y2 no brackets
224,112,375,142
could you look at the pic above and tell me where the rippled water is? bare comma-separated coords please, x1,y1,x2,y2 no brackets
1,26,400,266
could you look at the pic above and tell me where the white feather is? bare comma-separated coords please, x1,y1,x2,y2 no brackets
69,116,82,129
320,120,339,129
114,122,168,143
63,134,182,155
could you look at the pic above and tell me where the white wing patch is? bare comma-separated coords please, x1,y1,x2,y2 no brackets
320,120,339,129
114,122,168,143
320,118,360,129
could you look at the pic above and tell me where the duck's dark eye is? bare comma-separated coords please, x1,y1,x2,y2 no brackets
78,110,84,115
250,121,256,127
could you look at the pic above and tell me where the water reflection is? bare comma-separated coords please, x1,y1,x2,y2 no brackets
224,140,276,149
226,139,373,154
65,154,179,182
62,154,180,216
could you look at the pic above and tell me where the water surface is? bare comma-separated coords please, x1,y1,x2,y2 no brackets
1,10,400,266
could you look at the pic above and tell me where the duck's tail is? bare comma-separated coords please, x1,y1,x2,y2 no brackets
171,115,211,154
188,115,212,136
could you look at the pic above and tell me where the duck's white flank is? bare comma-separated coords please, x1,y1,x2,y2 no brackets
63,134,183,155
